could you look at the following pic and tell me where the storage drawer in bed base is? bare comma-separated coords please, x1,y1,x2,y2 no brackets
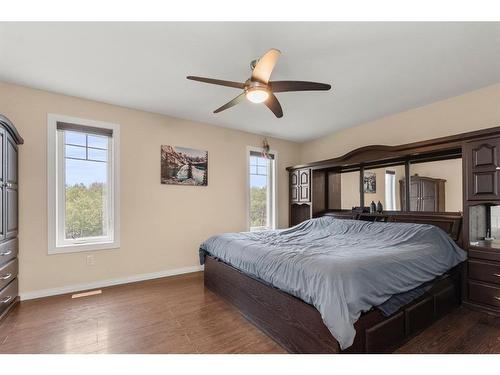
362,280,459,353
204,255,463,354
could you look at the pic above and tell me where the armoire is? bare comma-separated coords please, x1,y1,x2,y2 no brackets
399,174,446,212
0,114,23,322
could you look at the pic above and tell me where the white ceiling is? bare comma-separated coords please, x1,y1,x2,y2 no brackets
0,22,499,142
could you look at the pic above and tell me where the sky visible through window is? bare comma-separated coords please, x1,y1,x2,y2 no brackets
64,131,108,186
250,155,268,188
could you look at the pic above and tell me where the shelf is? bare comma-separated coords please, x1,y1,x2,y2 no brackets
469,241,500,252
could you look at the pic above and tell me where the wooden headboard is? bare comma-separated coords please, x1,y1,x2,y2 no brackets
387,213,462,242
322,211,463,244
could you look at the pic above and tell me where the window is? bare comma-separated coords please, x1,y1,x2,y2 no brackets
48,114,120,254
247,147,276,231
385,170,396,210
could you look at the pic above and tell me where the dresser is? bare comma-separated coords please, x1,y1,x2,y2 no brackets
0,115,23,322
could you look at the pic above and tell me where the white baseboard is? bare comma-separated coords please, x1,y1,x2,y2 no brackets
20,265,204,301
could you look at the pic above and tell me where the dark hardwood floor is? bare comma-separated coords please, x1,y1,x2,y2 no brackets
0,272,498,354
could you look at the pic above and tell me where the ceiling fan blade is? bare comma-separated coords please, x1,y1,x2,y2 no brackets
264,93,283,118
187,76,245,89
270,80,331,93
251,48,281,84
213,92,246,113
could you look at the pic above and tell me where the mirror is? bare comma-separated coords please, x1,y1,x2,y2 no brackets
406,158,462,212
363,165,405,211
469,204,500,249
340,171,360,209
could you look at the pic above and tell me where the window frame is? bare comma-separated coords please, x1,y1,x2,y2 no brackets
384,169,397,211
246,146,277,231
47,114,120,254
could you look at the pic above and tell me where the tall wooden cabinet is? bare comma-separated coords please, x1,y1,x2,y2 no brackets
464,136,500,315
399,175,446,212
0,115,23,322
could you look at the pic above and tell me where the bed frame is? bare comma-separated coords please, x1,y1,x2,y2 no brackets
203,212,464,354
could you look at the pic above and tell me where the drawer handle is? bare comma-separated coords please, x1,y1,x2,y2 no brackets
495,296,500,301
0,273,12,280
0,250,12,256
0,296,12,304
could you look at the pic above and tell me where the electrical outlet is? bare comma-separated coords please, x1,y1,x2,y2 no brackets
86,255,95,266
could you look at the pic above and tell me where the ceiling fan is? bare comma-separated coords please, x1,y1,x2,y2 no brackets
186,48,332,118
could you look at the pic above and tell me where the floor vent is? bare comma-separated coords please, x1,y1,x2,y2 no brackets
71,290,102,299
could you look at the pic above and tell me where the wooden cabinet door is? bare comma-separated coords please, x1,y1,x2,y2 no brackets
0,128,4,242
298,169,310,202
291,170,299,187
420,179,438,212
290,169,311,203
5,136,18,239
409,177,420,211
466,138,500,200
299,169,309,185
290,170,299,203
470,141,499,169
291,186,298,202
299,185,310,201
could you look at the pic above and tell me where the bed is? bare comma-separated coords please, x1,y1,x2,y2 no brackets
200,213,466,353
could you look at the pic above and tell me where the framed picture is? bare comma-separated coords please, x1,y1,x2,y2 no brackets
161,145,208,186
363,171,376,193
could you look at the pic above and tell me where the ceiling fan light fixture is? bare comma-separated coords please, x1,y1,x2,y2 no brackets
187,48,331,118
246,88,269,103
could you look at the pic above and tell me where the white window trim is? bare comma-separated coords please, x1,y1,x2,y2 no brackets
47,114,120,254
385,170,397,211
246,146,277,231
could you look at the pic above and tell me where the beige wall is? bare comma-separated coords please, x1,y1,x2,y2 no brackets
340,171,359,209
300,83,500,163
0,82,300,295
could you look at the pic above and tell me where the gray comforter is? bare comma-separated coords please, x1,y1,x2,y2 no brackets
199,217,467,349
